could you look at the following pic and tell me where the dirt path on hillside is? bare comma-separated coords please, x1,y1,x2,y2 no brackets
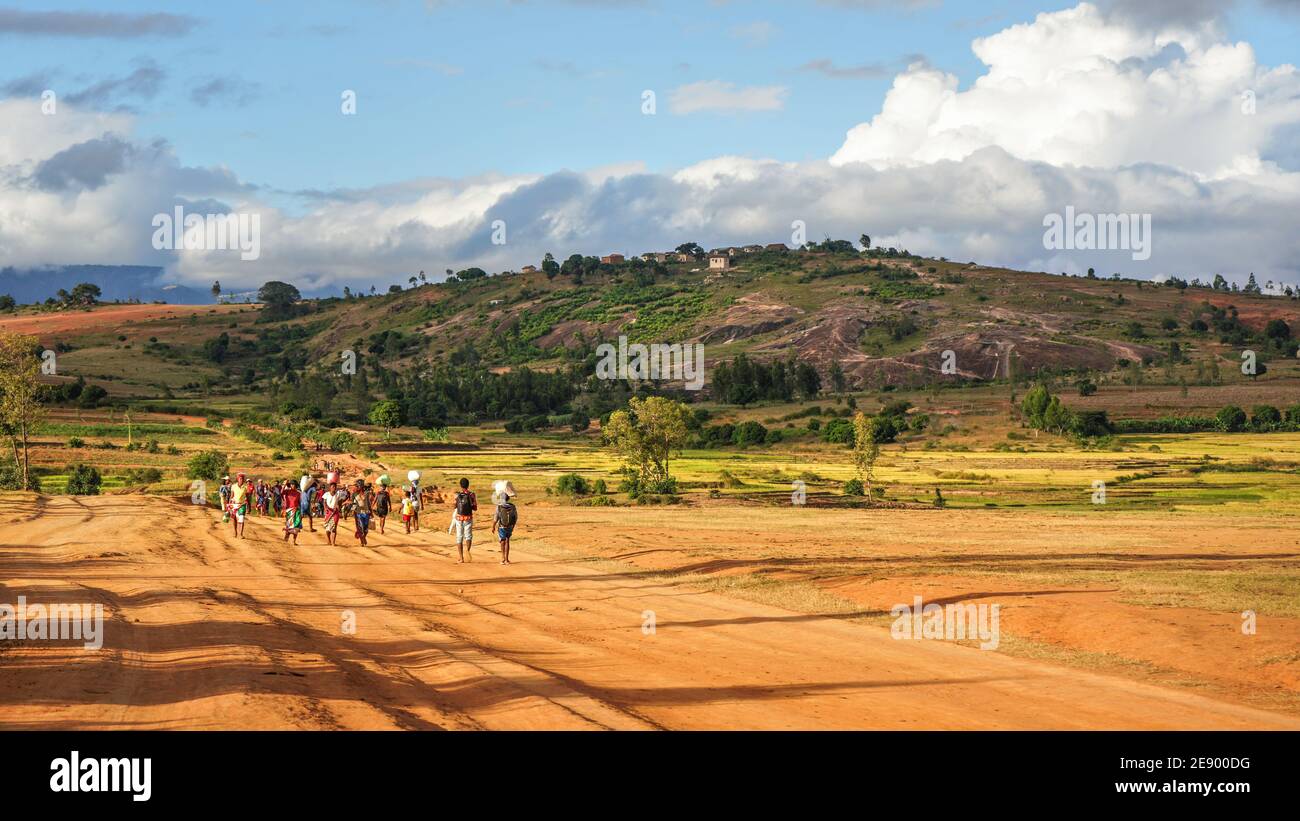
1,495,1297,730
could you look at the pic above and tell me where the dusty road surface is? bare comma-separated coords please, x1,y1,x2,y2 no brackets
1,495,1297,730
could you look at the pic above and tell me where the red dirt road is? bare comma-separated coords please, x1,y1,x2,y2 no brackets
1,495,1296,730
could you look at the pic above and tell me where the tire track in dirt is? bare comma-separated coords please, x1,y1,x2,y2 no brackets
5,495,1300,729
222,514,652,729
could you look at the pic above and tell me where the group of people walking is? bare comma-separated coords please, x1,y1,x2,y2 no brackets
216,471,519,564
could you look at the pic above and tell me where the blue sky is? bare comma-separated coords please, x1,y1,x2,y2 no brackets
2,1,1299,290
4,0,1296,197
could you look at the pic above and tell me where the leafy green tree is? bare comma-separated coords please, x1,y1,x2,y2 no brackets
795,362,821,399
829,361,847,395
66,282,101,307
258,281,302,319
203,332,230,363
0,330,45,489
603,396,691,496
368,399,404,440
1020,384,1051,432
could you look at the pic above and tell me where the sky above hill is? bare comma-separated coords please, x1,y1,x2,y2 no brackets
1,0,1299,294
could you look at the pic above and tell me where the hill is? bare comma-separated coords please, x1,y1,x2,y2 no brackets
10,246,1300,415
3,247,1299,421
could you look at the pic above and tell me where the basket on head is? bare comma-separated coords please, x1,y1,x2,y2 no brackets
407,469,421,483
492,479,517,502
378,474,390,486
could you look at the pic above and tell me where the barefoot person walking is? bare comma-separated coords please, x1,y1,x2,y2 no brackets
300,476,319,533
400,489,414,534
352,479,373,547
374,476,392,534
230,473,249,539
449,477,477,563
282,480,302,546
321,481,340,546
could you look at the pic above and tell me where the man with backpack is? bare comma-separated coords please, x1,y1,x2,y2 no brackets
449,478,477,563
492,482,517,565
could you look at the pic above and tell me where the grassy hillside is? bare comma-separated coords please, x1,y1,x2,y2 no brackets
6,247,1300,420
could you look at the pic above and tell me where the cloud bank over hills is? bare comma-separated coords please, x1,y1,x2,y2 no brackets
1,2,1297,295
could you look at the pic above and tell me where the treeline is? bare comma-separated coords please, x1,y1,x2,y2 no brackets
1024,384,1300,438
391,365,583,428
1113,404,1300,434
712,354,821,405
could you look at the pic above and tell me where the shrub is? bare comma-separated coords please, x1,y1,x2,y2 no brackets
732,420,768,447
65,464,102,495
1251,405,1282,430
123,467,163,485
843,478,865,496
1216,405,1248,433
328,430,358,452
822,417,855,446
1070,410,1113,438
620,474,677,498
187,450,229,481
696,423,735,447
553,473,591,496
67,437,85,448
593,479,607,495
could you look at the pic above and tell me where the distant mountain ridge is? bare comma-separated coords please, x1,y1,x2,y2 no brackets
0,265,217,305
